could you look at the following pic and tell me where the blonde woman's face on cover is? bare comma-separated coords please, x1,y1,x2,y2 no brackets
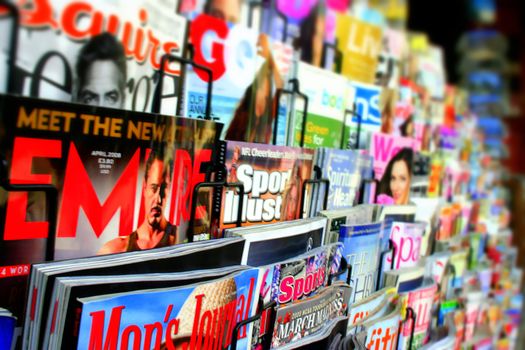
390,159,410,205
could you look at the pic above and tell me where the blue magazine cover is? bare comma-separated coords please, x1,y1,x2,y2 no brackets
0,314,16,350
339,222,382,304
320,148,360,210
76,269,261,350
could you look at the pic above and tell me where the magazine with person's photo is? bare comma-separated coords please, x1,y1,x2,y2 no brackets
184,14,288,144
270,284,351,349
23,237,246,350
0,95,224,348
0,95,222,260
339,221,382,304
0,0,187,114
74,268,261,350
178,0,249,24
335,14,383,84
220,141,315,230
291,62,349,148
259,243,343,307
375,28,407,89
258,0,343,68
252,243,343,347
369,132,420,205
224,218,326,266
47,265,249,349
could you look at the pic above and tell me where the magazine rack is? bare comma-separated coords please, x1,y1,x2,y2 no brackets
187,163,245,242
0,159,58,261
272,78,310,147
376,239,396,290
247,1,289,42
322,41,343,74
300,165,330,218
152,53,214,120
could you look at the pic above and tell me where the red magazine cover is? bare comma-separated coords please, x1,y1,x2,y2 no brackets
0,95,222,338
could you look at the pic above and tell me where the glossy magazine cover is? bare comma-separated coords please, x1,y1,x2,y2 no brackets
399,282,438,350
221,141,314,229
319,148,360,210
339,222,382,304
370,132,419,205
336,14,383,84
185,14,287,144
0,0,186,114
362,304,401,350
292,62,348,148
0,95,221,260
259,243,343,307
76,268,261,350
387,221,425,270
347,82,382,149
260,0,347,68
270,284,351,349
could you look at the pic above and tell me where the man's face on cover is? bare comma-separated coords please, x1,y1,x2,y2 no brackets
143,159,170,227
78,60,125,108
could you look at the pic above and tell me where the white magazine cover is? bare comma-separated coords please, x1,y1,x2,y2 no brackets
225,218,327,266
0,0,187,114
388,221,426,270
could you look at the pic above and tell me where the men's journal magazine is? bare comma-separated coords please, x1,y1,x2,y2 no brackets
220,141,315,230
0,0,187,114
75,268,261,350
23,238,245,350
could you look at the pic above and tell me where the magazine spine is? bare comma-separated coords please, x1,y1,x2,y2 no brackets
213,140,228,237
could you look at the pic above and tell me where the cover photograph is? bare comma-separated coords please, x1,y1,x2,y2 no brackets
0,0,187,114
0,95,222,260
221,141,315,230
184,14,287,144
0,95,222,348
370,132,420,205
75,268,261,350
51,266,248,349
